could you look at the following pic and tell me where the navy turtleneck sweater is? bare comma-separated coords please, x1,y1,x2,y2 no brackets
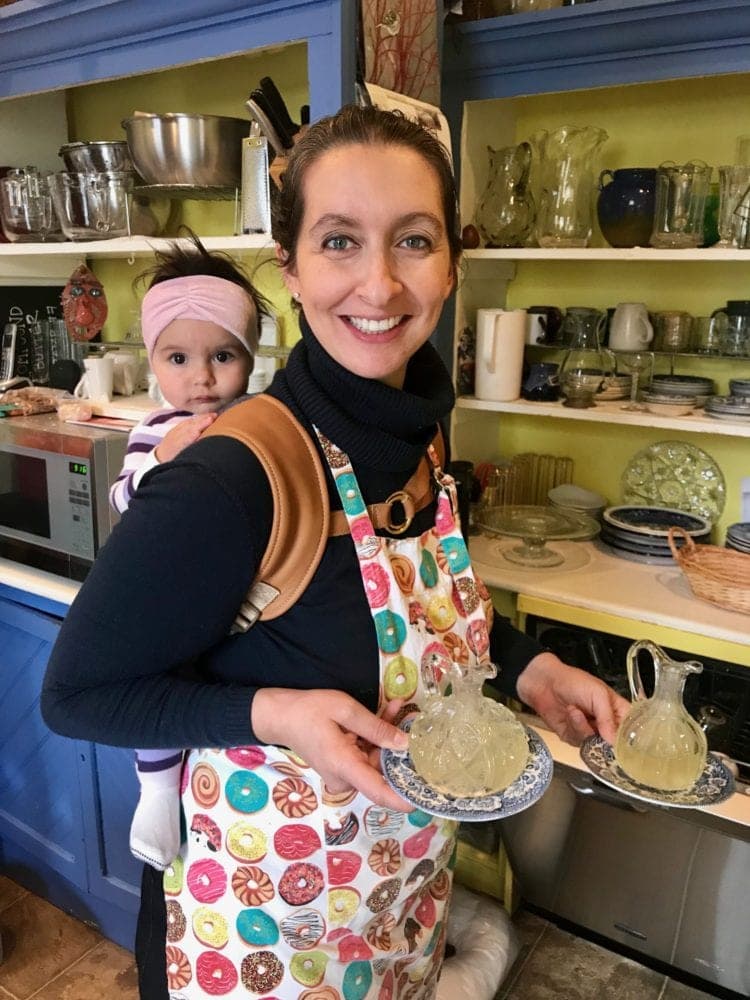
42,317,543,749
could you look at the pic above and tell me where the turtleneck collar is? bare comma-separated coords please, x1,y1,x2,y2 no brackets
281,313,455,472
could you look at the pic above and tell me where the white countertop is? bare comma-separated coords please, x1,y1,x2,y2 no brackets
470,533,750,650
0,556,79,607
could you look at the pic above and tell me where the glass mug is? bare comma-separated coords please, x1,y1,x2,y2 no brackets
650,160,711,249
651,310,693,353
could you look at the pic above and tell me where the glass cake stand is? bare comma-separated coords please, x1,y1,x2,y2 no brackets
475,504,600,567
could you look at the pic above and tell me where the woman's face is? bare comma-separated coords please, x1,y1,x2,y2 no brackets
280,143,455,389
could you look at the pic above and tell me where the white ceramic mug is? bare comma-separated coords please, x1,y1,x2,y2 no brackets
111,352,139,396
475,308,527,402
525,312,547,346
73,355,114,402
609,302,654,351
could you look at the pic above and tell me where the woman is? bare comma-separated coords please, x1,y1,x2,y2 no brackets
43,106,627,1000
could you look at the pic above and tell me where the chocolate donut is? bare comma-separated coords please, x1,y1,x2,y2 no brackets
279,862,325,905
405,858,435,887
366,876,402,913
454,577,480,615
428,869,451,900
231,864,274,906
324,811,359,846
166,900,186,942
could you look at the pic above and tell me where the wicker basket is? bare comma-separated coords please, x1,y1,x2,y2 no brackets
668,526,750,615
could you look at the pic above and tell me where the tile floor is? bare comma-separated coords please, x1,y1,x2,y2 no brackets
0,874,720,1000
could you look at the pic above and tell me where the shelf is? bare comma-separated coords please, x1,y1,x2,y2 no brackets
456,395,750,438
464,248,750,262
0,235,274,260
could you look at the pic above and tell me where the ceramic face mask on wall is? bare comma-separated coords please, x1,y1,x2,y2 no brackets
61,263,108,341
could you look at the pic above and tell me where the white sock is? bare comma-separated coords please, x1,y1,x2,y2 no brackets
130,754,184,871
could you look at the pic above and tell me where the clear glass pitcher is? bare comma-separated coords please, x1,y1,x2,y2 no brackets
409,652,529,797
615,639,707,792
558,308,616,406
535,125,609,247
649,160,711,249
475,142,535,248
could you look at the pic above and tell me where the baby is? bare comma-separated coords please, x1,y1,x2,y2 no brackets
110,234,266,869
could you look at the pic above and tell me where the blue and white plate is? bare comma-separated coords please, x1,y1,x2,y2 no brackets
580,735,735,809
381,721,552,822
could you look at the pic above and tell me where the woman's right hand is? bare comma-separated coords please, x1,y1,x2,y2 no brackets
251,688,413,812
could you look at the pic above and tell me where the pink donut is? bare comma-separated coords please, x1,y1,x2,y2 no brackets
195,950,238,995
433,495,455,535
225,746,266,768
361,562,390,608
187,859,227,905
421,641,452,690
350,515,380,560
467,619,490,657
279,862,325,905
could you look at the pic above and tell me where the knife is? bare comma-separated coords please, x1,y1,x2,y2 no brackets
250,88,295,150
259,77,299,138
245,96,287,158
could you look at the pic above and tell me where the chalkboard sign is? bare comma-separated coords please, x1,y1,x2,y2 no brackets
0,285,64,382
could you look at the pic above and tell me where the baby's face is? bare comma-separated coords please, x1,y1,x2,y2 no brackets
150,319,252,414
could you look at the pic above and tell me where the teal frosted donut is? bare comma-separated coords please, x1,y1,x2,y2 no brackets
419,550,439,588
236,907,279,947
439,536,470,574
225,770,269,813
335,472,366,516
407,809,431,828
343,959,373,1000
373,610,406,654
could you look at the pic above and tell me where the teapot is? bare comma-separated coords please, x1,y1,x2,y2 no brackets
615,639,707,792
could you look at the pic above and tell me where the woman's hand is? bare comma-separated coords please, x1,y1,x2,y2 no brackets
516,651,630,746
155,412,218,463
251,688,413,811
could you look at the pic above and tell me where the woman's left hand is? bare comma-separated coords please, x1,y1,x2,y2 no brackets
516,651,630,746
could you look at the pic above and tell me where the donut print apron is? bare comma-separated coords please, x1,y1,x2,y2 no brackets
166,434,494,1000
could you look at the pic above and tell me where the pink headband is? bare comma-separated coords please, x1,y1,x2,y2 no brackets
141,275,259,360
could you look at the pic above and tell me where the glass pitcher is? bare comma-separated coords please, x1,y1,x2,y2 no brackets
615,639,707,792
475,142,535,248
535,125,609,247
558,308,616,407
409,653,529,797
649,160,711,249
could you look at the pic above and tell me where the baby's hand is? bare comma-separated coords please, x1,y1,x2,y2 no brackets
155,413,217,462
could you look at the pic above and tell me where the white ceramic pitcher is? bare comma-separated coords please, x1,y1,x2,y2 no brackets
474,308,527,402
609,302,654,351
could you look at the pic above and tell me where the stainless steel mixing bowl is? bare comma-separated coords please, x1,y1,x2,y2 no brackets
59,141,134,174
121,113,248,188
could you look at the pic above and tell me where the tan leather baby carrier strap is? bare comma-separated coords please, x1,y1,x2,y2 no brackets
202,395,330,627
202,394,445,630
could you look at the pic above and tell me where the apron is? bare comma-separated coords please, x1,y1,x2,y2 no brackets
165,434,494,1000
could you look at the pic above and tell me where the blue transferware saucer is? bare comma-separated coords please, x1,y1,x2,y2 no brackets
381,720,552,822
580,735,735,809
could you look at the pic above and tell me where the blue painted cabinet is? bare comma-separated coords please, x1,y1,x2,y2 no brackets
0,594,142,948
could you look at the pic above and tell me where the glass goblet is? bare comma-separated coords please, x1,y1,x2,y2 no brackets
616,351,654,412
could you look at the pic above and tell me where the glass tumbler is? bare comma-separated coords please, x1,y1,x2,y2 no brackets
717,165,750,246
0,169,60,242
650,160,711,249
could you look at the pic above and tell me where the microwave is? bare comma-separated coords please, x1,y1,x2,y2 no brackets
0,413,127,580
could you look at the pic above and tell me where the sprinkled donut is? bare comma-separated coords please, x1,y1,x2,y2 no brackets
364,806,404,838
231,864,274,906
226,821,267,863
236,908,279,947
187,859,227,905
405,858,435,887
366,911,396,951
324,811,359,846
274,822,321,860
361,562,390,608
272,776,318,818
280,907,326,951
428,869,451,900
453,577,480,615
166,945,192,991
368,838,402,877
319,435,348,469
466,618,490,658
190,763,220,808
192,906,229,950
166,900,186,942
279,861,325,905
328,887,361,927
240,951,285,994
426,594,457,633
366,876,402,913
224,769,269,813
225,746,266,769
389,554,415,594
195,950,238,995
443,631,470,666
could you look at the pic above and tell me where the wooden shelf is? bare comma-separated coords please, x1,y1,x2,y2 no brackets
456,395,750,438
464,247,750,263
0,234,273,259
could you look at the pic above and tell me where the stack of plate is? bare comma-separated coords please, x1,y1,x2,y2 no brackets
597,373,632,400
728,378,750,398
599,505,711,564
705,395,750,422
726,522,750,552
650,374,714,407
548,483,607,520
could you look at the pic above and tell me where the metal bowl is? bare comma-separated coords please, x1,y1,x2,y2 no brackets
121,113,248,188
59,141,134,174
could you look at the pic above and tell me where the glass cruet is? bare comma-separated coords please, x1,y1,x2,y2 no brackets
615,639,707,792
409,650,529,797
475,141,535,248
